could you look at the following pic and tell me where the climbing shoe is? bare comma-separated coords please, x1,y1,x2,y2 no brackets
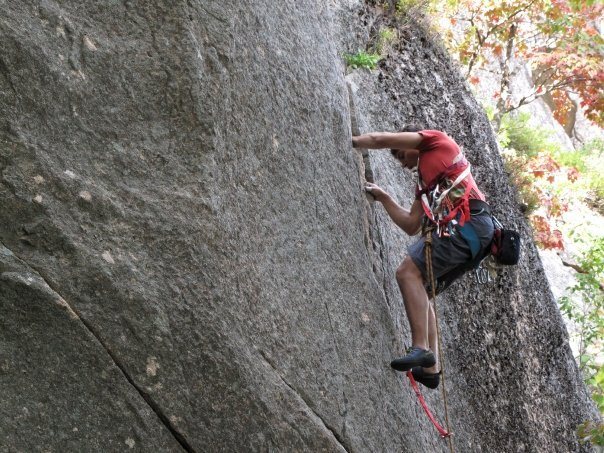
411,367,441,389
390,347,436,371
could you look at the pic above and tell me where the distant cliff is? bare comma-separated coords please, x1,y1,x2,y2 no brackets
0,1,598,452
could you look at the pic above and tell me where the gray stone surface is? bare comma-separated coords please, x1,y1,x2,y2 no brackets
0,245,181,451
340,4,600,452
0,0,598,452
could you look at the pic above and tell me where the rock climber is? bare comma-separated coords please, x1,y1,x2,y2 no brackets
352,126,494,389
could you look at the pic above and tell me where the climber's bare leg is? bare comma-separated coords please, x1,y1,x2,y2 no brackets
396,257,430,350
424,303,439,374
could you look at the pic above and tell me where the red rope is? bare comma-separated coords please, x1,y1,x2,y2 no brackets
406,371,453,439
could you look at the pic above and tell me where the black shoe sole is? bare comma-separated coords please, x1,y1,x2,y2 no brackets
411,367,440,389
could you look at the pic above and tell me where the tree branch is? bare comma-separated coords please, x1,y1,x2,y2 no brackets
560,259,604,292
484,0,538,41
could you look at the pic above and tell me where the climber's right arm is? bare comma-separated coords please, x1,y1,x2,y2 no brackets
365,183,423,235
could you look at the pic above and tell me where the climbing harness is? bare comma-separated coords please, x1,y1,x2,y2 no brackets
417,157,473,236
419,165,471,227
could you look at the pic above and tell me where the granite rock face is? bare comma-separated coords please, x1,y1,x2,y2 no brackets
0,1,598,452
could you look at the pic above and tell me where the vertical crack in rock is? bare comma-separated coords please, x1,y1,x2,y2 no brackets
5,246,194,453
259,351,351,453
346,82,395,311
346,82,376,258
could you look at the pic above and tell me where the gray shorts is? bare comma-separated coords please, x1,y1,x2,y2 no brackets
408,214,495,295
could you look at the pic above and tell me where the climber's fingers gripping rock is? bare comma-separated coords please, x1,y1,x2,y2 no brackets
365,182,388,202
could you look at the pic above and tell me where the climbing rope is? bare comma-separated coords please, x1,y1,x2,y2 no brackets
423,228,455,453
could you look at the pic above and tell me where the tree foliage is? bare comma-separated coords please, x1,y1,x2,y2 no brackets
496,111,604,439
496,111,568,248
559,235,604,367
430,0,604,128
561,235,604,446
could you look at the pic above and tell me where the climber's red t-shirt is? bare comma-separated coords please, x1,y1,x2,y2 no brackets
417,130,485,202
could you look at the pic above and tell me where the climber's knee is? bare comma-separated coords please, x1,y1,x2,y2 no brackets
396,256,423,286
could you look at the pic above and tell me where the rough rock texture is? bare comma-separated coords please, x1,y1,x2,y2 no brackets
0,1,598,452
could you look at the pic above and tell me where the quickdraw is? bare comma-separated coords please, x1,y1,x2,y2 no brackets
474,262,491,285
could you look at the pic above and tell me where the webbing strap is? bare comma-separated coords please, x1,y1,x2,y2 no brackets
432,165,471,208
424,231,455,453
419,164,471,228
406,371,452,438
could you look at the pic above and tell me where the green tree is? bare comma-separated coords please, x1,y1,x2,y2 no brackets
430,0,604,131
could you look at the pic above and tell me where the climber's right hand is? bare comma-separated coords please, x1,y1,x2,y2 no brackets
365,183,388,202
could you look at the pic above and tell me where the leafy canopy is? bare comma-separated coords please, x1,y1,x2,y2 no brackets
430,0,604,126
